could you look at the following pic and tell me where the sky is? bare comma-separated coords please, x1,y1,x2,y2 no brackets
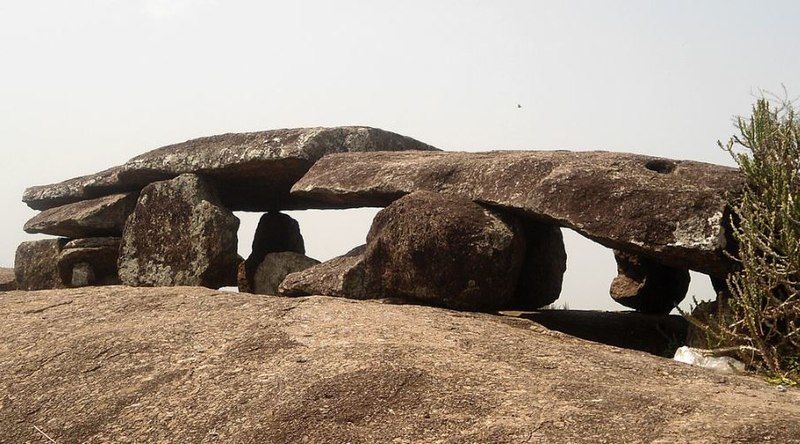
1,1,799,311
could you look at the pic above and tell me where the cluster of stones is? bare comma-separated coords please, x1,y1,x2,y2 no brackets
12,126,744,314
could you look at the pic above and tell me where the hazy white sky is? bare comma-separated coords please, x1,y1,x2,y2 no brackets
2,1,798,311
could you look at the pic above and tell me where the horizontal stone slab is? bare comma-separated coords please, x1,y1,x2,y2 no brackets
291,150,744,275
23,127,438,211
24,193,138,238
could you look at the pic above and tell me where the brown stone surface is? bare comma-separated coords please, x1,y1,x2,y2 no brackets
1,286,799,443
279,245,369,299
240,212,305,292
23,127,438,211
0,267,17,291
364,191,526,311
511,223,567,310
118,174,240,289
24,193,138,238
251,252,320,295
292,150,744,275
57,237,122,287
14,239,66,291
610,250,690,314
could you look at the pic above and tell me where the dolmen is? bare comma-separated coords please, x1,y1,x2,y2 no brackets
16,126,744,314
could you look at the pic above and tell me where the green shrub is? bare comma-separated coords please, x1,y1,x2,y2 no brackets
691,96,800,383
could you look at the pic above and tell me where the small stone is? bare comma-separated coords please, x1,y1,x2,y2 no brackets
252,252,320,295
71,262,96,287
610,250,690,314
58,237,121,287
0,267,17,291
279,245,369,299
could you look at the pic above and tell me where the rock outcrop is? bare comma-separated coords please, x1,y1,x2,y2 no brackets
279,245,369,299
57,237,121,287
292,150,744,275
118,174,240,289
240,212,305,293
610,251,690,314
512,223,567,309
23,127,438,211
23,193,138,238
364,191,526,310
0,267,17,291
1,286,799,443
14,239,66,290
251,252,320,295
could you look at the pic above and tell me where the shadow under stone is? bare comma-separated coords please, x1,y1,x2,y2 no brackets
504,309,689,357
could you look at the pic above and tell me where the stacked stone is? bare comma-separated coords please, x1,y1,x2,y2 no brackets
16,127,437,292
16,125,744,314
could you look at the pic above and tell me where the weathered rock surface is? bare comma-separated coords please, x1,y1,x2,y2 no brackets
23,127,438,211
0,267,17,291
240,212,305,293
512,223,567,309
279,245,369,299
57,237,121,287
1,286,799,443
69,262,96,287
14,239,66,291
610,250,690,314
23,193,138,238
364,191,526,311
292,150,744,275
118,174,240,289
252,252,320,295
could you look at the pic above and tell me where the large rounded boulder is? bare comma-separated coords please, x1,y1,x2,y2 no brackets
363,191,526,311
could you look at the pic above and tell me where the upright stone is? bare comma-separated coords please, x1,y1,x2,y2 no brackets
363,191,526,311
240,212,304,292
511,223,567,310
118,174,240,289
15,239,67,291
610,250,690,314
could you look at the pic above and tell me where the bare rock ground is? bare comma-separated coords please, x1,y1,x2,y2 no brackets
1,286,798,443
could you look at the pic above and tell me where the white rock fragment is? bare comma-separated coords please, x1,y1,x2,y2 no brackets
673,346,746,374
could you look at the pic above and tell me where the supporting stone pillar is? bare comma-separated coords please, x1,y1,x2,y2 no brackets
511,223,567,310
15,239,67,290
118,173,240,289
610,250,690,314
239,212,305,292
363,191,526,311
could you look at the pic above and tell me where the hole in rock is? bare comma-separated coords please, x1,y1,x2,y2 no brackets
556,229,717,313
644,159,676,174
235,207,379,262
514,229,719,356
